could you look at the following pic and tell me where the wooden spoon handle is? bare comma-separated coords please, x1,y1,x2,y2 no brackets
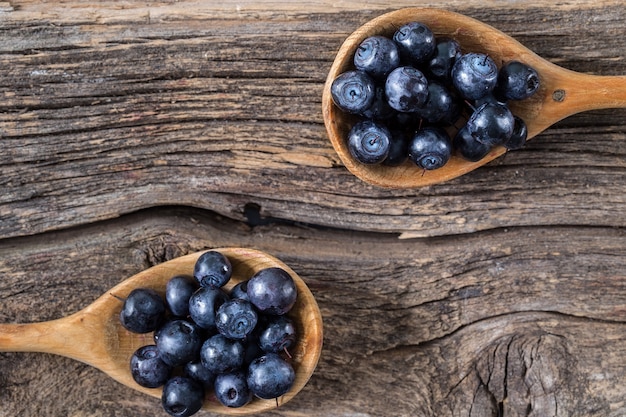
513,64,626,139
555,72,626,114
0,312,157,397
0,313,97,364
535,64,626,127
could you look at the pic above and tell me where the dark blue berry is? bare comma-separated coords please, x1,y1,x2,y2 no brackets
504,116,528,150
392,111,421,132
414,81,460,125
427,37,462,82
453,125,492,162
229,280,250,302
347,120,391,165
188,287,230,331
247,353,295,400
155,319,204,367
214,371,253,408
258,315,296,354
385,66,429,113
354,35,400,80
496,60,540,100
193,250,232,289
451,53,498,100
360,86,395,121
383,129,410,167
161,376,204,417
183,360,215,389
215,299,258,340
392,21,435,64
130,345,172,388
153,319,166,343
247,267,297,316
243,339,264,366
200,334,245,374
330,70,376,114
408,127,452,170
466,102,515,146
119,288,166,334
166,275,197,317
474,91,508,107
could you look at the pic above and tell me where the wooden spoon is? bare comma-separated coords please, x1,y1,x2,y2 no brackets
322,7,626,188
0,247,323,415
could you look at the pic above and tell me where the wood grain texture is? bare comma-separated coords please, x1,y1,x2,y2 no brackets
1,208,626,416
1,1,626,416
1,2,626,239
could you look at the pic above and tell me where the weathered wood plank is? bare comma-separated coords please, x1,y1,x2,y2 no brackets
1,207,625,416
2,1,626,416
1,3,625,239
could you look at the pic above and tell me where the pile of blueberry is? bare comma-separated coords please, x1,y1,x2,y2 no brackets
330,21,540,169
118,251,299,417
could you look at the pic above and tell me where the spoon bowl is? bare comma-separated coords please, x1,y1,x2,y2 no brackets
0,247,323,415
322,7,626,188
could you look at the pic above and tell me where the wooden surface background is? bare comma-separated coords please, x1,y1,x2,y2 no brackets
1,1,626,416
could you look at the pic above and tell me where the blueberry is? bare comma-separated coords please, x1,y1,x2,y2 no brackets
427,37,462,82
188,287,230,331
247,353,295,400
408,127,452,170
130,345,172,388
258,315,297,354
453,125,492,162
161,376,204,417
385,66,429,113
184,360,215,389
347,120,391,165
360,86,395,121
166,275,197,317
214,371,253,408
383,129,410,167
353,35,400,80
247,267,297,316
243,339,264,366
474,91,508,108
153,320,165,343
414,81,460,125
200,334,245,374
496,60,540,100
193,250,232,288
451,53,498,100
466,102,515,146
215,299,258,340
392,21,436,64
503,115,528,150
119,288,166,334
330,70,376,114
155,319,204,367
392,111,421,132
229,280,250,302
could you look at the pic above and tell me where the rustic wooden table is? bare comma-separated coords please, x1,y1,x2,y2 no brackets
1,1,626,416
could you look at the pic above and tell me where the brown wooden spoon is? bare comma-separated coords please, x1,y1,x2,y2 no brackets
0,247,323,415
322,7,626,188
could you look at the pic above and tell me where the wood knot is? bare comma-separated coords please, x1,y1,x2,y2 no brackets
552,89,566,102
137,236,191,267
443,330,583,416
